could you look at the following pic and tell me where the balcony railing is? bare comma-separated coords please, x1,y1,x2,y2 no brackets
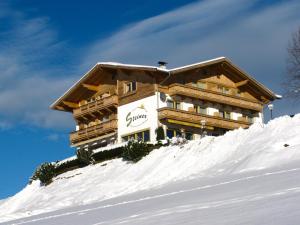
70,119,118,145
73,95,118,118
158,107,251,130
160,84,263,111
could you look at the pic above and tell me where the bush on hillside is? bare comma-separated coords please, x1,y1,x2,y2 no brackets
76,148,95,165
55,158,81,175
122,140,150,162
31,162,56,185
155,126,165,141
92,147,123,162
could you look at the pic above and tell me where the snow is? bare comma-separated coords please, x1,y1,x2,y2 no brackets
0,114,300,224
55,156,77,166
93,142,126,154
170,56,226,72
98,57,226,72
4,165,300,225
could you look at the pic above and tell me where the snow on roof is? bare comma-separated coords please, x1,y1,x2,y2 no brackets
170,56,226,73
98,62,158,70
97,57,227,73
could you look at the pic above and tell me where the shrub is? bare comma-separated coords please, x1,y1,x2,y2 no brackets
92,147,123,162
31,162,56,185
55,158,81,175
122,140,150,162
76,148,95,165
155,126,165,141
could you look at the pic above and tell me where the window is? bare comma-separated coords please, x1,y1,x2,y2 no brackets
122,130,150,142
166,129,181,139
219,110,231,119
194,105,207,114
243,114,254,123
167,100,181,110
192,81,207,89
167,100,174,108
124,81,137,93
218,85,230,94
143,130,150,142
197,81,207,89
185,132,193,140
102,116,109,122
219,110,224,118
236,90,242,97
224,111,231,119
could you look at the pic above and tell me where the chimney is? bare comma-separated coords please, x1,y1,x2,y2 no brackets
158,61,167,69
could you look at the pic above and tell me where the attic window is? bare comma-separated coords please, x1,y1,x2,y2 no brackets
218,85,230,94
124,81,136,93
197,81,207,89
236,90,243,97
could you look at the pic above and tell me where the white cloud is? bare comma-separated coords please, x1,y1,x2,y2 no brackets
0,5,76,130
80,0,300,116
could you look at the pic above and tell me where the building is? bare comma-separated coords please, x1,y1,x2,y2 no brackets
50,57,279,150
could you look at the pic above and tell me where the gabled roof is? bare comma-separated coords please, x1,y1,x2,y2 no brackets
50,57,279,111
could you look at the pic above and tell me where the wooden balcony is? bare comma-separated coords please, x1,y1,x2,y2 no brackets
73,95,118,119
70,119,118,146
158,107,251,130
161,84,263,111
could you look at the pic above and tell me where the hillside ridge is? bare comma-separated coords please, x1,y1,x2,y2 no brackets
0,114,299,223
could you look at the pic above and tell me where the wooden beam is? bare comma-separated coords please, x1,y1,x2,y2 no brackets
235,80,248,87
260,96,270,104
82,83,100,92
63,101,79,108
56,105,66,111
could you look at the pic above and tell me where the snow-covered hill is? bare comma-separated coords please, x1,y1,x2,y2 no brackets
1,114,300,223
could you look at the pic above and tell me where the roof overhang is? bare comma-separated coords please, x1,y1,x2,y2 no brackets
51,57,279,111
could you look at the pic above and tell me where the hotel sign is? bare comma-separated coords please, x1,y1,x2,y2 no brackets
126,104,148,127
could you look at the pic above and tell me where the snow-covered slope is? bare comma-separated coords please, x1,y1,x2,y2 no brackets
1,115,300,223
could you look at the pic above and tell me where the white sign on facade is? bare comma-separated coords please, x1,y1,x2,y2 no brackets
118,94,165,143
125,105,148,127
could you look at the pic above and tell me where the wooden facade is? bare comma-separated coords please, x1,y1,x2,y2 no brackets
51,57,277,148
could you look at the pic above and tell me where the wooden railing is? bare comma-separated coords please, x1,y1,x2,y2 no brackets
73,95,118,118
70,119,118,145
160,84,263,111
158,107,251,130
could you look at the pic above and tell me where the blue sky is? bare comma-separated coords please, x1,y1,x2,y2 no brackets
0,0,300,199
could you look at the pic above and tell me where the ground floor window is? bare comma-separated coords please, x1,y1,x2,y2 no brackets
185,132,193,140
122,129,150,142
166,129,181,139
167,129,194,140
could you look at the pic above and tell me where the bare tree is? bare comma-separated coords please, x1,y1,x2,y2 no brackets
286,27,300,98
